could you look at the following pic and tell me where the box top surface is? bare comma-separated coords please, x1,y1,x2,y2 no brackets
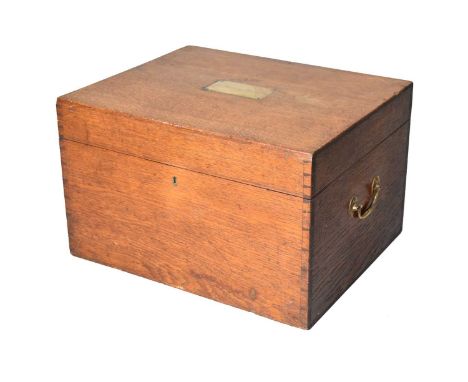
60,46,411,154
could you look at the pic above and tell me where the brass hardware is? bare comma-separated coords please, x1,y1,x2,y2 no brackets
204,80,273,100
348,176,381,220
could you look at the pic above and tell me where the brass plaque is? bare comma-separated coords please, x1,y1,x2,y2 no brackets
205,80,273,100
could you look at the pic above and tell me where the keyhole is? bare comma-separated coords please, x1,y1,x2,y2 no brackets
172,176,177,186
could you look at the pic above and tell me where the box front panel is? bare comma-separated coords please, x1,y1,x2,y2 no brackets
60,140,308,327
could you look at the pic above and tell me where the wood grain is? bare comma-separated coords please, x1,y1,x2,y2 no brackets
58,46,413,328
309,122,410,328
60,46,410,154
313,84,413,193
57,99,311,197
58,46,411,196
61,139,310,327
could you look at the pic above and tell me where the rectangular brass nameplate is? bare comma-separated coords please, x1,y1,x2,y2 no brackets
205,80,273,100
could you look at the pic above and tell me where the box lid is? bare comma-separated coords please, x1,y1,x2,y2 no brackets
57,46,412,198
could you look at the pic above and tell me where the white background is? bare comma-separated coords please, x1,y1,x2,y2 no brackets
1,1,467,381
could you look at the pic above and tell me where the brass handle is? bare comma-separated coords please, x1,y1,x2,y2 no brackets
348,176,381,220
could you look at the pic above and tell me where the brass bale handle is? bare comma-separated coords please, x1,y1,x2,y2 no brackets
348,176,381,220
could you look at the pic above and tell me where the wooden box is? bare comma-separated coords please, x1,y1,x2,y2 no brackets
57,46,412,329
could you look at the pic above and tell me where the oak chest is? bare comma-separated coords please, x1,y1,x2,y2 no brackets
57,46,412,329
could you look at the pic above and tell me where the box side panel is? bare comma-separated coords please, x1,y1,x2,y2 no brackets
309,122,410,328
57,99,311,198
60,139,308,327
313,84,412,193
